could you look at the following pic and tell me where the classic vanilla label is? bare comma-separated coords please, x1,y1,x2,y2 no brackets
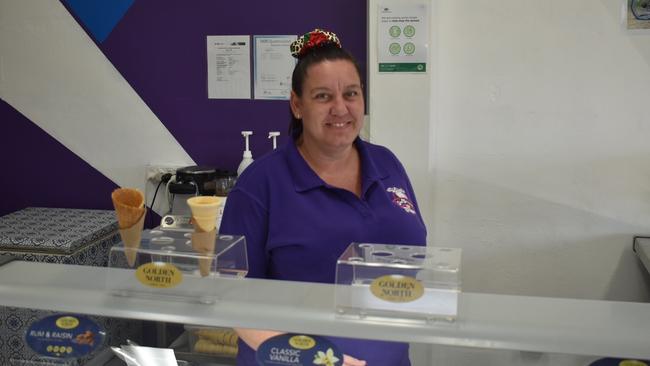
370,274,424,303
136,262,183,288
256,333,342,366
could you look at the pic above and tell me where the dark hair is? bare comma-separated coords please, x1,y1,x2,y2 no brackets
289,44,363,139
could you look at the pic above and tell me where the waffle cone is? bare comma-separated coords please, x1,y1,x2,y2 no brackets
111,188,145,267
119,211,146,267
191,216,218,232
111,188,145,229
191,228,216,277
187,196,221,232
198,257,213,278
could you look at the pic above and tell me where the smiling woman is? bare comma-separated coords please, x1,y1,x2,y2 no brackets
291,57,365,197
220,28,427,366
288,30,366,198
292,59,364,157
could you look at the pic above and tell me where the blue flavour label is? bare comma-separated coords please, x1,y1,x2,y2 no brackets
25,314,105,359
256,334,343,366
589,359,649,366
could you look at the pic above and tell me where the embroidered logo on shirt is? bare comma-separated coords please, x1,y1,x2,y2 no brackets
387,187,416,215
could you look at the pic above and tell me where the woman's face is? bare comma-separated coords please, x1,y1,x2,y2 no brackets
290,59,364,153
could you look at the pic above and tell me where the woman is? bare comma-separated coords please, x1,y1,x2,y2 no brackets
220,29,427,366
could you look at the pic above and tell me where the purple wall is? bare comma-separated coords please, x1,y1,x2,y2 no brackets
100,0,368,169
0,1,367,217
0,100,118,215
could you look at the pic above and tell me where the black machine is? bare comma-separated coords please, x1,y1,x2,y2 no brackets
161,166,236,230
168,166,217,196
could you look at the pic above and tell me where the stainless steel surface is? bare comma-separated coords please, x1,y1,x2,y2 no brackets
160,214,193,231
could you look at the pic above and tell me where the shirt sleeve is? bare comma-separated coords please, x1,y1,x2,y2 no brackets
219,187,270,279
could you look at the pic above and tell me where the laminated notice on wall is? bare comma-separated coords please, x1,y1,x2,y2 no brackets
207,35,251,99
378,2,429,72
253,35,296,100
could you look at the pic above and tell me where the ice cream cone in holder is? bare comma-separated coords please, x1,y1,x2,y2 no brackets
111,188,146,267
191,228,217,277
187,196,222,276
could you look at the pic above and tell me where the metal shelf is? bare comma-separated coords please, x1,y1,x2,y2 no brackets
0,261,649,359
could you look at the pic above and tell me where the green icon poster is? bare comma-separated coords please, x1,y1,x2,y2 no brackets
378,3,429,72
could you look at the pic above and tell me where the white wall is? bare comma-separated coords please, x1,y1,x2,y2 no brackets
369,0,434,239
370,0,650,301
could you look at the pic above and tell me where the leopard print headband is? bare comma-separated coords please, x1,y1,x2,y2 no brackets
290,29,341,59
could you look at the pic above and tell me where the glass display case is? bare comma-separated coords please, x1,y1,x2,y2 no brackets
106,230,247,304
335,243,461,322
0,259,649,365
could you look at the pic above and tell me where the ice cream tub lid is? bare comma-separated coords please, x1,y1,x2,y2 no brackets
0,207,118,253
24,314,106,359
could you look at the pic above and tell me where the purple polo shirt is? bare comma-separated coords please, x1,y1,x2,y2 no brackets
220,137,427,366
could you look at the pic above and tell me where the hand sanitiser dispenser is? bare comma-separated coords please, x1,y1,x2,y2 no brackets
237,131,254,176
268,131,280,150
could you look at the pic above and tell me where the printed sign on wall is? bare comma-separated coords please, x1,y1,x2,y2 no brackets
254,35,297,100
378,2,429,72
207,35,252,99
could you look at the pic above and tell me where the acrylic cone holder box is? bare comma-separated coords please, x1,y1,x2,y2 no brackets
335,243,461,322
106,229,247,304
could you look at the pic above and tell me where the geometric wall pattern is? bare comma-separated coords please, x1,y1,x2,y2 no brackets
0,0,367,217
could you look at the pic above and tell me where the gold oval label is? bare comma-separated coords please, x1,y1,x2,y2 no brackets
620,361,648,366
136,262,183,288
55,316,79,329
288,335,315,350
370,275,424,303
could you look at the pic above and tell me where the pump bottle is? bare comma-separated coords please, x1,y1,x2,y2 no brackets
237,131,254,176
268,131,280,150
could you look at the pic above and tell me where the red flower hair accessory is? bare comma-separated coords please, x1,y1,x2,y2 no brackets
290,29,341,58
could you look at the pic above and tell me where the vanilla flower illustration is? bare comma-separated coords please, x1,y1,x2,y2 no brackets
313,347,340,366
